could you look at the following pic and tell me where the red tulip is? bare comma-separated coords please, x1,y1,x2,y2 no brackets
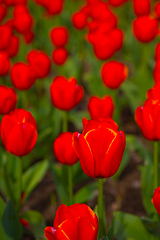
0,108,37,156
153,62,160,82
147,82,160,100
72,11,87,29
133,15,159,43
0,25,12,50
0,85,17,115
0,4,7,23
7,34,19,57
155,3,160,18
135,98,160,140
24,30,34,43
155,43,160,62
10,63,36,90
0,51,10,76
44,203,99,240
50,26,68,47
27,50,51,79
52,48,68,65
46,0,63,15
53,132,79,165
133,0,150,16
73,117,126,178
108,0,128,7
152,187,160,215
88,95,114,119
50,76,84,111
101,61,128,89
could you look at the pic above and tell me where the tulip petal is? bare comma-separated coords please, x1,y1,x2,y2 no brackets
55,219,75,240
44,227,56,240
54,204,68,228
75,217,98,240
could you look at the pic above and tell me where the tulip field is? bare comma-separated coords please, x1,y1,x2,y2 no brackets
1,0,160,239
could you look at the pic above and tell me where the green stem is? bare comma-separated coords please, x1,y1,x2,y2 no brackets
62,110,68,132
153,141,159,189
16,157,22,213
68,165,73,205
98,178,104,239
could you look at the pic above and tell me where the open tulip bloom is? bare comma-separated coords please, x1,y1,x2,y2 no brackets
44,203,99,240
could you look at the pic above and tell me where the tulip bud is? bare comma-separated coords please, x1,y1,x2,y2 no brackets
53,132,79,165
0,85,17,115
88,95,114,119
133,15,159,43
50,26,68,47
50,76,83,111
52,48,68,65
101,61,128,89
72,11,87,29
7,34,19,57
1,108,37,156
152,187,160,215
154,3,160,18
133,0,150,16
0,25,12,50
0,52,10,76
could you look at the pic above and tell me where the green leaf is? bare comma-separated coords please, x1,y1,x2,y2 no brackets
111,211,154,240
139,163,155,217
74,181,97,203
0,197,7,240
2,199,22,240
141,217,160,236
22,159,48,201
21,210,46,238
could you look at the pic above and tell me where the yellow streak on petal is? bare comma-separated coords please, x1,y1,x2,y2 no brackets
105,129,117,155
58,221,70,240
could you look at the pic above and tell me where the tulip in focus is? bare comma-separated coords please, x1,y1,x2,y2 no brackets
53,132,79,165
0,85,17,115
101,61,128,89
44,203,99,240
0,108,37,156
73,117,126,178
88,95,114,119
152,187,160,215
50,76,84,111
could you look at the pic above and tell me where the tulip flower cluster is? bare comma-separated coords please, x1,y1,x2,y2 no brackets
10,50,51,90
132,0,159,43
50,26,68,65
72,0,124,60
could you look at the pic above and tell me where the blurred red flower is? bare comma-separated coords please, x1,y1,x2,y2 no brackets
133,15,159,42
133,0,150,16
50,26,68,47
44,203,98,240
52,48,68,65
88,95,114,119
101,61,128,89
50,76,83,111
152,187,160,215
73,117,125,178
53,132,79,165
0,85,17,115
1,108,37,156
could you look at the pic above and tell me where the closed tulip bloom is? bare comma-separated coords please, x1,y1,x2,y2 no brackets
88,95,114,119
0,52,10,76
50,76,84,111
0,108,37,156
133,0,150,16
152,187,160,215
72,11,87,29
7,34,19,57
155,3,160,18
50,26,68,47
73,117,126,178
101,61,128,89
0,85,17,115
147,82,160,100
27,50,51,79
108,0,128,7
52,48,68,65
53,132,78,165
135,98,160,140
44,203,99,240
0,25,12,50
10,63,36,90
46,0,63,15
133,15,159,43
153,62,160,83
